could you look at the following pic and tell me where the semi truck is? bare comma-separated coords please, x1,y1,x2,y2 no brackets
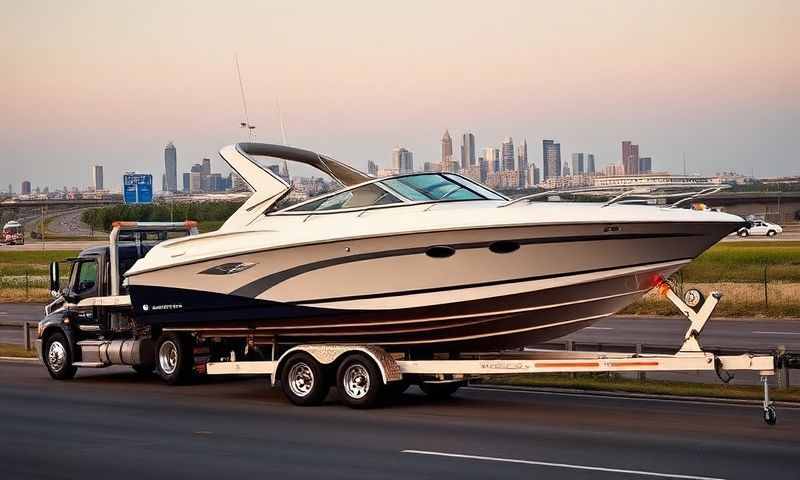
36,222,778,423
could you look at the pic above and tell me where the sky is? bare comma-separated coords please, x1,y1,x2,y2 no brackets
1,0,798,192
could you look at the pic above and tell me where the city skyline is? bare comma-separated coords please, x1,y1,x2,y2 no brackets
2,1,798,190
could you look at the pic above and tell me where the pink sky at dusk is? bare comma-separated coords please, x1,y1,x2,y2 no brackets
1,0,798,191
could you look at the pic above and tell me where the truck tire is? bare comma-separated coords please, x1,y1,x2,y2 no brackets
280,352,328,406
44,331,77,380
420,381,462,400
336,353,383,409
155,333,193,385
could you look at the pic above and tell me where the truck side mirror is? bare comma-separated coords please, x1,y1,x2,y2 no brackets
49,261,60,297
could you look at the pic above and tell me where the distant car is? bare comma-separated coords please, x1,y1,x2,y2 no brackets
737,220,783,237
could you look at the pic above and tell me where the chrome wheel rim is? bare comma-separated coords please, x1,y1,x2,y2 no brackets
47,341,66,372
158,340,179,375
288,362,315,397
342,364,370,399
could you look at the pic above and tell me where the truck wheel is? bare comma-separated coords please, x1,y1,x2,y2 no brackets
280,352,328,406
44,331,77,380
420,381,462,400
336,353,383,409
156,333,192,385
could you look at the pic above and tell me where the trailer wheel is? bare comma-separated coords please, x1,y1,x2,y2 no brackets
336,353,383,409
156,333,192,385
420,381,462,400
280,352,328,406
44,331,76,380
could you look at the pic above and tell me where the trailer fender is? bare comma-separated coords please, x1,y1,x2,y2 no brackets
273,345,402,386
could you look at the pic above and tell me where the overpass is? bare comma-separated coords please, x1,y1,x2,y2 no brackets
704,191,800,223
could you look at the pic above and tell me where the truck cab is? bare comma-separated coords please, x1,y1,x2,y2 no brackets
37,222,198,380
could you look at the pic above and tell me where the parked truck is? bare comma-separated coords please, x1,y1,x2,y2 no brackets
36,222,778,423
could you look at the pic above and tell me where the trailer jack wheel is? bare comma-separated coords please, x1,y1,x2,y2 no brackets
764,406,777,426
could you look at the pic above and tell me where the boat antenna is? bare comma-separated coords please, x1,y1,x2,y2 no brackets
235,54,256,140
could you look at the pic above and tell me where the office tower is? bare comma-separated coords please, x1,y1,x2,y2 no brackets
162,173,167,192
232,173,248,192
639,157,652,173
91,165,104,190
461,132,475,169
164,142,177,192
201,158,211,175
478,157,488,183
532,165,541,185
367,160,379,176
182,172,190,192
542,140,561,180
622,141,640,175
571,153,585,175
586,154,596,175
441,130,453,163
501,137,515,171
563,163,571,176
189,172,203,193
392,147,414,174
516,138,529,171
209,173,223,192
21,181,31,195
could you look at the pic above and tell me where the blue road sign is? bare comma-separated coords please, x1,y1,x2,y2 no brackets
123,174,153,204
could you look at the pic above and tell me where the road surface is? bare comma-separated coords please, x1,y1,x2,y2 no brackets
0,360,796,480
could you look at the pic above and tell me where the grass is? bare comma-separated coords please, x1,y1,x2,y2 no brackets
477,373,800,402
0,251,79,302
681,241,800,283
0,343,37,358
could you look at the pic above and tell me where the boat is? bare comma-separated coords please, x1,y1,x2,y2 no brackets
124,142,744,352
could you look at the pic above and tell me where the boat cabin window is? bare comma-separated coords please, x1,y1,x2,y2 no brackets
381,175,483,201
291,183,401,212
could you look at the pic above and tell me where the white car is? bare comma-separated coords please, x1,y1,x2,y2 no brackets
737,220,783,237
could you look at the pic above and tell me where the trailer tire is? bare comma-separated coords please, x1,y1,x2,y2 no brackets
420,381,462,400
280,352,328,406
44,331,77,380
336,353,383,409
155,333,192,385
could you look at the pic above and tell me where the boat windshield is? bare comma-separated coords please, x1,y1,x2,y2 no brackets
285,173,505,213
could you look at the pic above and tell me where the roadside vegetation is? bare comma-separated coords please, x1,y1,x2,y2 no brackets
476,373,800,402
0,250,78,302
81,202,242,233
0,343,37,358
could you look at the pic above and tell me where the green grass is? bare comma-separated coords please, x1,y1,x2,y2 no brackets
681,241,800,283
0,343,37,358
0,250,80,265
477,373,800,402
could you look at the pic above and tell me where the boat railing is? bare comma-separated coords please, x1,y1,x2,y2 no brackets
500,183,730,208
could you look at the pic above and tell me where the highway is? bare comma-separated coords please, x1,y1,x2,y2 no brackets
0,360,796,480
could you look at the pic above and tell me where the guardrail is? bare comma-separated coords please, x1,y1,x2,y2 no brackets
0,321,37,351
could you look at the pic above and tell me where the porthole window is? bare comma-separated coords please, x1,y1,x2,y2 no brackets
426,246,456,258
489,241,520,254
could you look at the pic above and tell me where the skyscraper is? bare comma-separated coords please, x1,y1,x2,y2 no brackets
501,137,515,171
542,140,561,180
563,163,571,176
164,142,177,192
202,158,211,175
586,154,596,175
367,160,379,176
461,132,475,169
516,138,528,171
91,165,103,190
571,153,585,175
484,147,501,173
441,130,453,164
182,172,190,192
622,141,640,175
21,181,31,195
639,157,652,173
392,147,414,174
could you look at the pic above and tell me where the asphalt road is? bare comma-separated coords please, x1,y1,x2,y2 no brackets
0,360,797,480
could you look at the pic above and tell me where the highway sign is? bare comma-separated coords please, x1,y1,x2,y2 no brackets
123,174,153,204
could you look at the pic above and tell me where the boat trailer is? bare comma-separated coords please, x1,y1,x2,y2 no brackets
207,281,778,424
